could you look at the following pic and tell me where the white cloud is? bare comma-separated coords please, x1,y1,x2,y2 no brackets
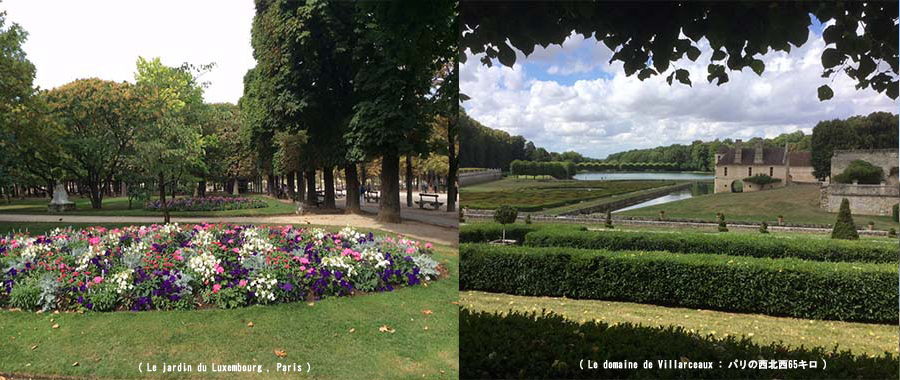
1,0,256,104
461,29,898,158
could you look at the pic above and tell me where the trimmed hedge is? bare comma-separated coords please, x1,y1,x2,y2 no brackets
460,223,586,244
460,308,899,379
459,244,897,323
524,229,898,263
893,203,898,222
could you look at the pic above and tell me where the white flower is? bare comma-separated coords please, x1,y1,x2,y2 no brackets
112,269,134,294
321,255,357,278
238,227,274,261
250,274,278,302
188,250,220,282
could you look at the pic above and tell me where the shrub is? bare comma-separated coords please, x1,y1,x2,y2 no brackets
605,209,613,229
460,244,897,323
831,198,859,240
889,228,897,238
744,174,781,186
9,277,40,310
524,229,898,264
893,203,898,222
832,160,884,184
493,205,518,225
460,308,899,379
144,196,267,212
524,214,532,224
460,223,586,244
459,207,465,223
717,213,728,232
758,221,769,234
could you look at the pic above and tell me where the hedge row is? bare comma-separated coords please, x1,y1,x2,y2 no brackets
524,229,899,263
576,161,690,172
461,308,899,379
459,223,586,244
510,160,576,179
459,244,896,323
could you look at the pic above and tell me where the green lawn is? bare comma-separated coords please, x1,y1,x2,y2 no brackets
0,224,459,379
460,179,673,212
460,291,897,358
0,194,297,217
618,184,899,229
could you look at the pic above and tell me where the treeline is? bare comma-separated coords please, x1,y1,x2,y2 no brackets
810,112,898,178
459,110,588,170
509,160,576,179
576,162,687,172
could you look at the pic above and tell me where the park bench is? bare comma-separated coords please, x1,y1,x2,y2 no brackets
364,190,380,203
415,193,443,210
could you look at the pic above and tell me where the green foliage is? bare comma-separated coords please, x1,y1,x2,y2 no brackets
209,286,248,310
460,244,897,323
493,205,518,225
460,223,586,244
524,214,531,224
758,221,769,234
462,180,671,211
744,174,781,186
889,228,896,238
89,283,119,312
510,160,575,179
9,277,40,310
459,207,465,223
831,198,859,240
832,160,884,184
893,204,898,223
461,2,899,100
460,308,899,379
524,229,898,264
604,209,613,229
810,112,898,178
717,213,728,232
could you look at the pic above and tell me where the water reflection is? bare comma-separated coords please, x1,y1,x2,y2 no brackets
613,182,714,213
575,172,715,181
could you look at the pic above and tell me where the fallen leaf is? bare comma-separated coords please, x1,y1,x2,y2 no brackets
421,309,433,315
52,324,59,329
30,345,38,350
307,302,315,307
247,322,254,328
423,326,429,331
72,362,79,367
274,349,287,358
349,328,355,333
50,318,54,323
379,325,395,333
449,301,459,305
53,310,60,314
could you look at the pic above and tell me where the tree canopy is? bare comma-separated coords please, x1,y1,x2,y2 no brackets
460,1,898,100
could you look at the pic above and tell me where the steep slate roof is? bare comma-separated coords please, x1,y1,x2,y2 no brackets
716,148,785,165
788,151,811,167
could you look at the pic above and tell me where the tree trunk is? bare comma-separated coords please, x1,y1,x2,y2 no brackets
266,172,274,196
360,162,367,188
89,181,103,209
345,163,360,213
323,166,336,209
305,170,317,207
296,171,306,202
447,118,458,212
170,176,176,200
232,178,239,195
159,171,170,224
378,153,401,223
406,154,414,207
286,171,295,200
198,179,207,198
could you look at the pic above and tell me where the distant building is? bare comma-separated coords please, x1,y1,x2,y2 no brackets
820,149,899,216
714,139,816,193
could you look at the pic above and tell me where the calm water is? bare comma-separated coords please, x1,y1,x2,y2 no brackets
574,172,714,181
613,182,715,213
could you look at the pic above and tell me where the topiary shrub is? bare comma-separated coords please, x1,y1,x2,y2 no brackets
833,160,884,184
893,203,898,222
493,205,518,241
759,221,769,234
717,213,728,232
831,198,859,240
605,209,614,229
459,207,465,223
889,228,897,238
524,214,532,224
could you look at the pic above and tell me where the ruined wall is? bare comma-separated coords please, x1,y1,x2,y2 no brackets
831,149,899,185
821,183,899,216
460,169,502,186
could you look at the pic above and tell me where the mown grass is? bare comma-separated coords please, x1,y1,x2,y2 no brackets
460,291,897,358
618,184,898,228
0,224,459,379
460,180,672,211
0,194,296,217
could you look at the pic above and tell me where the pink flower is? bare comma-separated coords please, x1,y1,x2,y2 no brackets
334,239,341,245
89,237,100,245
238,280,247,287
342,248,353,257
215,265,224,274
232,248,239,253
213,284,221,293
425,243,432,249
93,276,103,284
299,257,310,265
174,255,183,261
406,247,416,254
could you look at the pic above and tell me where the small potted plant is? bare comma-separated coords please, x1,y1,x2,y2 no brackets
777,215,784,226
493,205,518,244
868,221,875,231
659,210,666,221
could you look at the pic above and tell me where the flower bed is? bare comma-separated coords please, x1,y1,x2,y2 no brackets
0,224,441,312
144,196,268,212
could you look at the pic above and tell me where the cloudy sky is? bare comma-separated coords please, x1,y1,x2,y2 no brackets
1,0,255,104
461,17,898,159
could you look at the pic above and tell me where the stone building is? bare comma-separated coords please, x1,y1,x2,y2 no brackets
714,139,816,193
821,149,899,216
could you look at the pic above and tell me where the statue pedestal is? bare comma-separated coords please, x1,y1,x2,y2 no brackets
48,202,76,212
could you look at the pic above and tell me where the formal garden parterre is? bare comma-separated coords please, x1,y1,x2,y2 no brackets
143,196,268,212
1,223,442,312
461,180,673,212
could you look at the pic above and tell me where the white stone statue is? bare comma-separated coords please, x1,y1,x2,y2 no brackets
48,183,75,212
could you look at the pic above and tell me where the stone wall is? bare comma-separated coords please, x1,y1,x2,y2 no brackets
460,169,502,186
821,183,899,216
831,149,899,185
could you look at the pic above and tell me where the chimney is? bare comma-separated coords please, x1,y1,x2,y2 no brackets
734,139,742,163
754,143,763,164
